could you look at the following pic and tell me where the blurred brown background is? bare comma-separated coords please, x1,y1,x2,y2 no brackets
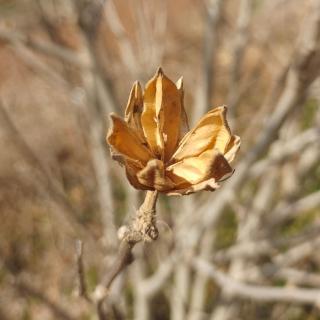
0,0,320,319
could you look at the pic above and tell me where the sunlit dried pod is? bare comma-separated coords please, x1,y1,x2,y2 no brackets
107,68,240,195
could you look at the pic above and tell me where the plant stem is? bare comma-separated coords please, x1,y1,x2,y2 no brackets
96,190,159,318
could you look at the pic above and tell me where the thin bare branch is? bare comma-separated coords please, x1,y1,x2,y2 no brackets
193,0,223,122
269,190,320,227
273,237,320,267
12,277,76,320
249,127,320,179
0,28,91,69
193,258,320,305
75,240,91,302
227,0,253,120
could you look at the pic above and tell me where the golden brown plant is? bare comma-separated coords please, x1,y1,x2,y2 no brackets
107,68,240,195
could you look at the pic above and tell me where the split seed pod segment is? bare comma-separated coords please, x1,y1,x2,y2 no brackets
107,68,240,196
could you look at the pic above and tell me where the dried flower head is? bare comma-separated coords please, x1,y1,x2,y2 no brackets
107,68,240,195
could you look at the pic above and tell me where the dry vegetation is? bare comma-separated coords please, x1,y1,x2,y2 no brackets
0,0,320,319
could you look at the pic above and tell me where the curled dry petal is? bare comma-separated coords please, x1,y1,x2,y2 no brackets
166,178,220,196
171,106,231,162
137,159,175,191
224,135,241,163
158,71,182,162
166,148,233,185
107,114,152,166
125,160,149,190
176,77,190,140
124,81,146,142
141,70,162,157
141,68,182,161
